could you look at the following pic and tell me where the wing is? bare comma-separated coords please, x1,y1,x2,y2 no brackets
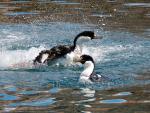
33,45,73,64
89,72,102,82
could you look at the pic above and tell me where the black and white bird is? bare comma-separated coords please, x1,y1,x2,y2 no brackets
33,31,102,65
74,54,102,83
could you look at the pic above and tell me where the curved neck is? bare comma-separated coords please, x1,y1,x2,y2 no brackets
73,35,79,50
81,61,94,77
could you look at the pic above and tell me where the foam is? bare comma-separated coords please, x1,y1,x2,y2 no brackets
0,29,26,48
0,46,46,69
81,44,135,62
0,43,144,69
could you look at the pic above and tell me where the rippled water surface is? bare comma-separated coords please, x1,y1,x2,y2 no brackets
0,0,150,112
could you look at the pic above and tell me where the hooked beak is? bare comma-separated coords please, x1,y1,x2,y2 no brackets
73,55,82,62
73,55,85,64
73,56,85,64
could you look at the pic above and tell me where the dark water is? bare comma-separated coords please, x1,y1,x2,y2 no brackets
0,0,150,112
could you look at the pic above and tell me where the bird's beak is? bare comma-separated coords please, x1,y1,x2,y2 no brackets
73,56,82,62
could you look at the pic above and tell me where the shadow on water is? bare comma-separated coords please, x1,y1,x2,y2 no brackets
0,0,150,113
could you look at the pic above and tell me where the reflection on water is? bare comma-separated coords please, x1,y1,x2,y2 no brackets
0,85,150,112
0,21,149,112
9,98,56,107
0,93,18,101
124,3,150,7
100,99,127,104
5,12,38,16
112,92,132,96
0,0,150,112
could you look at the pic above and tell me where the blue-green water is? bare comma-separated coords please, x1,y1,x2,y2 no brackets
0,22,150,112
0,0,150,112
0,22,150,88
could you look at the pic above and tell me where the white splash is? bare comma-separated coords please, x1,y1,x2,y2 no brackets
81,44,142,63
0,43,143,69
0,46,46,68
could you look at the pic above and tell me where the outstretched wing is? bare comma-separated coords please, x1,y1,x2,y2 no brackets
33,45,73,64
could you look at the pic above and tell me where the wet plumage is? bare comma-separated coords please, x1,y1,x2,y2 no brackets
33,31,102,64
76,55,102,82
33,45,74,64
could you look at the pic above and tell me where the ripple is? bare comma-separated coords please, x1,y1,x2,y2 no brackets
0,4,7,9
11,0,31,4
0,93,18,101
9,98,56,107
4,12,39,16
91,13,112,18
143,100,150,103
77,98,96,103
113,92,132,96
107,0,117,3
57,2,80,5
84,104,92,108
19,90,37,95
4,85,17,92
80,88,95,97
51,0,80,5
145,14,150,18
3,107,16,112
100,99,127,104
81,111,92,113
49,87,60,94
124,3,150,8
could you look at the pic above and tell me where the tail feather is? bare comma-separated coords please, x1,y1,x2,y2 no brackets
33,50,52,64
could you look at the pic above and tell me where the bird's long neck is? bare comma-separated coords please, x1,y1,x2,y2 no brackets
81,61,94,77
73,35,79,50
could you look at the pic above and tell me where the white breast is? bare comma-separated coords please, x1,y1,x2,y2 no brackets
66,46,82,65
80,61,94,79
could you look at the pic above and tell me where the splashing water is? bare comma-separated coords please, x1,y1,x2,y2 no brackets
0,0,150,112
0,22,150,90
0,46,46,68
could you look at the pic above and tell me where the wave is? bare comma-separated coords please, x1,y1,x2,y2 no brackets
0,46,46,69
0,43,144,70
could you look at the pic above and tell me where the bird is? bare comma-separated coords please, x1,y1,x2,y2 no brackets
33,31,102,65
74,54,102,83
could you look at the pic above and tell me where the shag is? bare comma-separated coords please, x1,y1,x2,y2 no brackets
75,54,102,83
33,31,102,65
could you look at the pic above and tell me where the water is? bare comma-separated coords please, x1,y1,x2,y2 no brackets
0,0,150,112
